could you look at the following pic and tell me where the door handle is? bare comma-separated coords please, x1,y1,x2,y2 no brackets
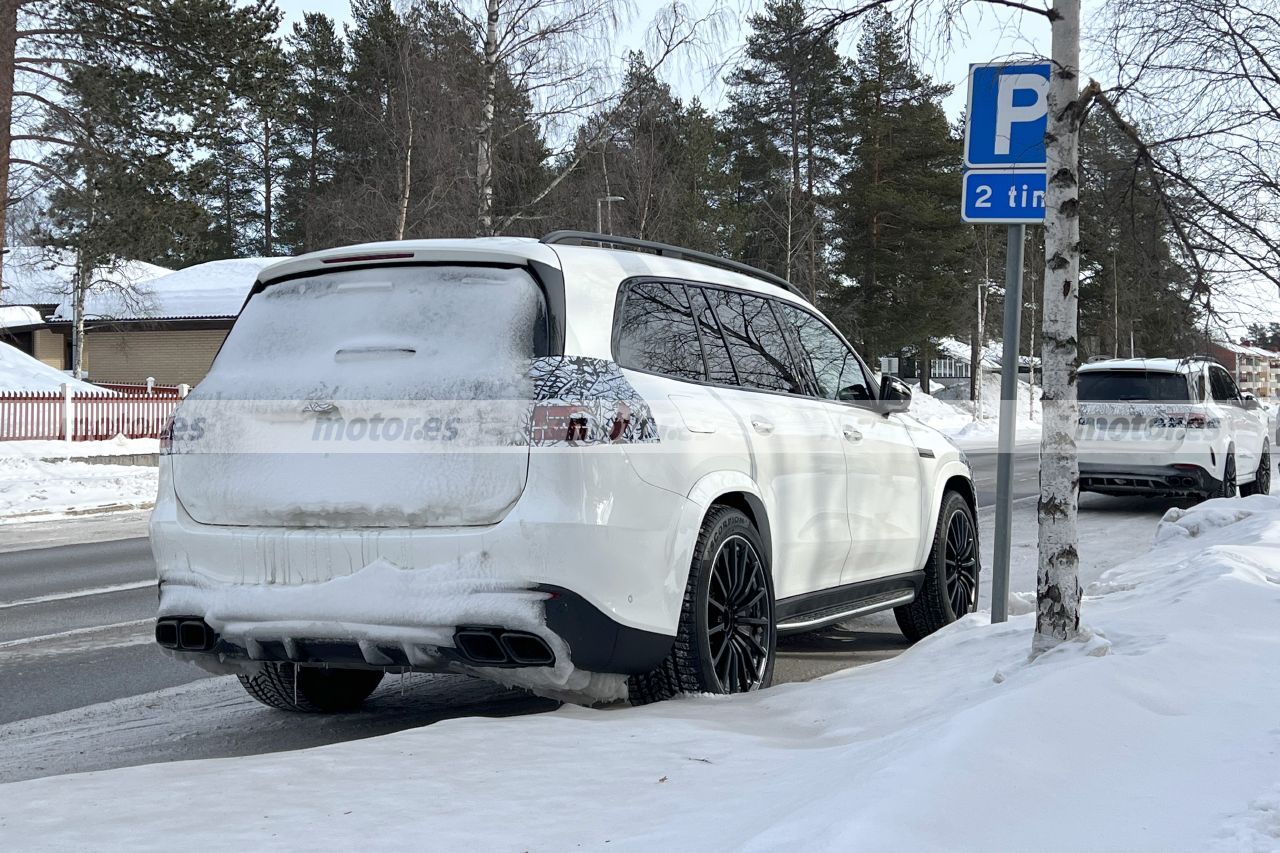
751,417,774,435
842,425,863,443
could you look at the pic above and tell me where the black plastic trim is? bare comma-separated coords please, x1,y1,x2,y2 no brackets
536,584,675,675
775,572,924,623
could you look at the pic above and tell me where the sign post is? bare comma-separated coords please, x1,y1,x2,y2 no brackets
962,61,1050,623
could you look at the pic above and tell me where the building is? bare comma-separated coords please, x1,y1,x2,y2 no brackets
1210,340,1280,398
1,252,278,386
881,338,1039,389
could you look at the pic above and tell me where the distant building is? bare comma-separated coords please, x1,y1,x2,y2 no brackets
1210,340,1280,398
1,253,278,386
880,338,1039,388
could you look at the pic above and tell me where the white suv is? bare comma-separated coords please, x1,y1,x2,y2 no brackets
1077,357,1272,499
151,233,978,711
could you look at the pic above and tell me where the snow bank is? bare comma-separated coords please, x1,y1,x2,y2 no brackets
906,374,1042,446
0,340,100,393
5,497,1280,851
0,436,159,459
0,455,157,521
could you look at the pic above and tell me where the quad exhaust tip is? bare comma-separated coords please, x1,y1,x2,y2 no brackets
454,627,555,667
155,616,216,652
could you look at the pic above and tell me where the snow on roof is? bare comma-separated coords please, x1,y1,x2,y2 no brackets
933,337,1040,368
2,246,171,308
0,340,102,393
51,257,285,321
1078,357,1200,373
0,305,43,329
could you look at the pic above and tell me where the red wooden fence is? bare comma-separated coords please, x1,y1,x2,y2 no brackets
0,390,183,441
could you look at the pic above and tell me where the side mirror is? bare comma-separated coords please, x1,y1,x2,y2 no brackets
877,375,912,415
1242,392,1260,411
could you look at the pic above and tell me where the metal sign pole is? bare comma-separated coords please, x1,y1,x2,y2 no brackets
991,223,1025,623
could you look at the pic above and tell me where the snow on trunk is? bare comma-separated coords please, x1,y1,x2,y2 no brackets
1034,0,1083,654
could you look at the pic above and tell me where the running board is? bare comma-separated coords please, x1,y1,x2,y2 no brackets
775,573,922,636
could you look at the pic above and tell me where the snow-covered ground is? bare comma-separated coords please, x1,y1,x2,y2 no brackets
908,373,1042,447
3,495,1278,851
0,438,158,522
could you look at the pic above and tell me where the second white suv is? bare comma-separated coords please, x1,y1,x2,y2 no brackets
151,233,979,711
1077,357,1272,499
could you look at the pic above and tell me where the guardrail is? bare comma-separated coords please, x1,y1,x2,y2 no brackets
0,383,187,441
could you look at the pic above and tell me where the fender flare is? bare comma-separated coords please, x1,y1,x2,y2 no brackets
670,470,771,593
918,461,979,570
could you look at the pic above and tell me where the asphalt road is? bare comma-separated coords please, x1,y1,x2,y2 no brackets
0,448,1036,782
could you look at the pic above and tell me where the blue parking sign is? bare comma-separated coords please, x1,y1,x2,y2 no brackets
964,62,1051,169
962,171,1047,223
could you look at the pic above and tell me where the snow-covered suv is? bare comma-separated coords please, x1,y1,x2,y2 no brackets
1077,357,1272,499
151,233,979,711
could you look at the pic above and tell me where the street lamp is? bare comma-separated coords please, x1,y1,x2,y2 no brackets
596,195,624,235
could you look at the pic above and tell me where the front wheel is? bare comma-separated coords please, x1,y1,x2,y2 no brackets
628,506,776,705
238,663,384,713
895,490,980,643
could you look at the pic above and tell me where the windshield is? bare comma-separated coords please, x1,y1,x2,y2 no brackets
1078,370,1191,402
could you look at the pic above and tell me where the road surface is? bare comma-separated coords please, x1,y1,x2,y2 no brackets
0,448,1055,784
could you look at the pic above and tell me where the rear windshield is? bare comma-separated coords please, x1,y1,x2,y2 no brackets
209,265,546,399
1078,370,1191,402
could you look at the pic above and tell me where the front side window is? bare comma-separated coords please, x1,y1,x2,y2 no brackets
615,282,704,381
1209,366,1241,403
776,303,874,402
700,288,804,394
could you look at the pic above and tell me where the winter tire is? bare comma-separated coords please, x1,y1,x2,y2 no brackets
895,490,979,643
628,505,775,705
1212,450,1238,500
1241,442,1271,497
238,663,383,713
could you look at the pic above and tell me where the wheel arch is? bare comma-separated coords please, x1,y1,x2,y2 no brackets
918,462,979,570
680,471,772,580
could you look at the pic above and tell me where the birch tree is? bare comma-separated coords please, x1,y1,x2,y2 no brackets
812,0,1280,654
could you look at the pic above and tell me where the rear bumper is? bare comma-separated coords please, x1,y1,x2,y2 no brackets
154,584,673,677
150,449,695,676
1079,462,1219,496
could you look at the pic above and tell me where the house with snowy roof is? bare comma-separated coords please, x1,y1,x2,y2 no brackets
0,249,279,386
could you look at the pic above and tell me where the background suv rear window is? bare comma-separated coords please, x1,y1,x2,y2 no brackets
615,282,705,380
1078,371,1191,402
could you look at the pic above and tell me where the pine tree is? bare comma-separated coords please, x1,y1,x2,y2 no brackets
833,7,968,384
723,0,848,304
278,13,346,253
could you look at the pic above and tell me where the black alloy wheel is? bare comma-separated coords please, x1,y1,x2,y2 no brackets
706,533,772,693
943,506,980,616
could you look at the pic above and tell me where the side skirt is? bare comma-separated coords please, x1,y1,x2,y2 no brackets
775,572,923,636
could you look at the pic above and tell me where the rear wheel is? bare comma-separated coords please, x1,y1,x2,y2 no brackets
1213,451,1238,499
629,506,775,705
238,663,384,713
1241,443,1271,497
895,491,980,643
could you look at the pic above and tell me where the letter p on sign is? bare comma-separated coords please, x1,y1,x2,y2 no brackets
964,62,1051,169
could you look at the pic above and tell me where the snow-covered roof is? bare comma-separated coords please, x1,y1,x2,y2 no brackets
2,246,171,308
933,337,1040,368
0,305,43,329
1215,340,1280,359
51,257,284,321
0,340,102,393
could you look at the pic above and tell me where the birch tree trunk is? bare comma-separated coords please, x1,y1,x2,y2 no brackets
0,0,19,300
1034,0,1083,654
395,110,413,241
476,0,500,236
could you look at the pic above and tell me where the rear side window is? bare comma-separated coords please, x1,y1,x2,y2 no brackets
776,303,874,402
701,288,804,394
1078,371,1191,402
615,282,705,381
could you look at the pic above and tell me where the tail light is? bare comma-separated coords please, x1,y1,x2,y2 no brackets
530,402,635,446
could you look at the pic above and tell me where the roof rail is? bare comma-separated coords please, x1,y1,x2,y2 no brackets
540,230,805,298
